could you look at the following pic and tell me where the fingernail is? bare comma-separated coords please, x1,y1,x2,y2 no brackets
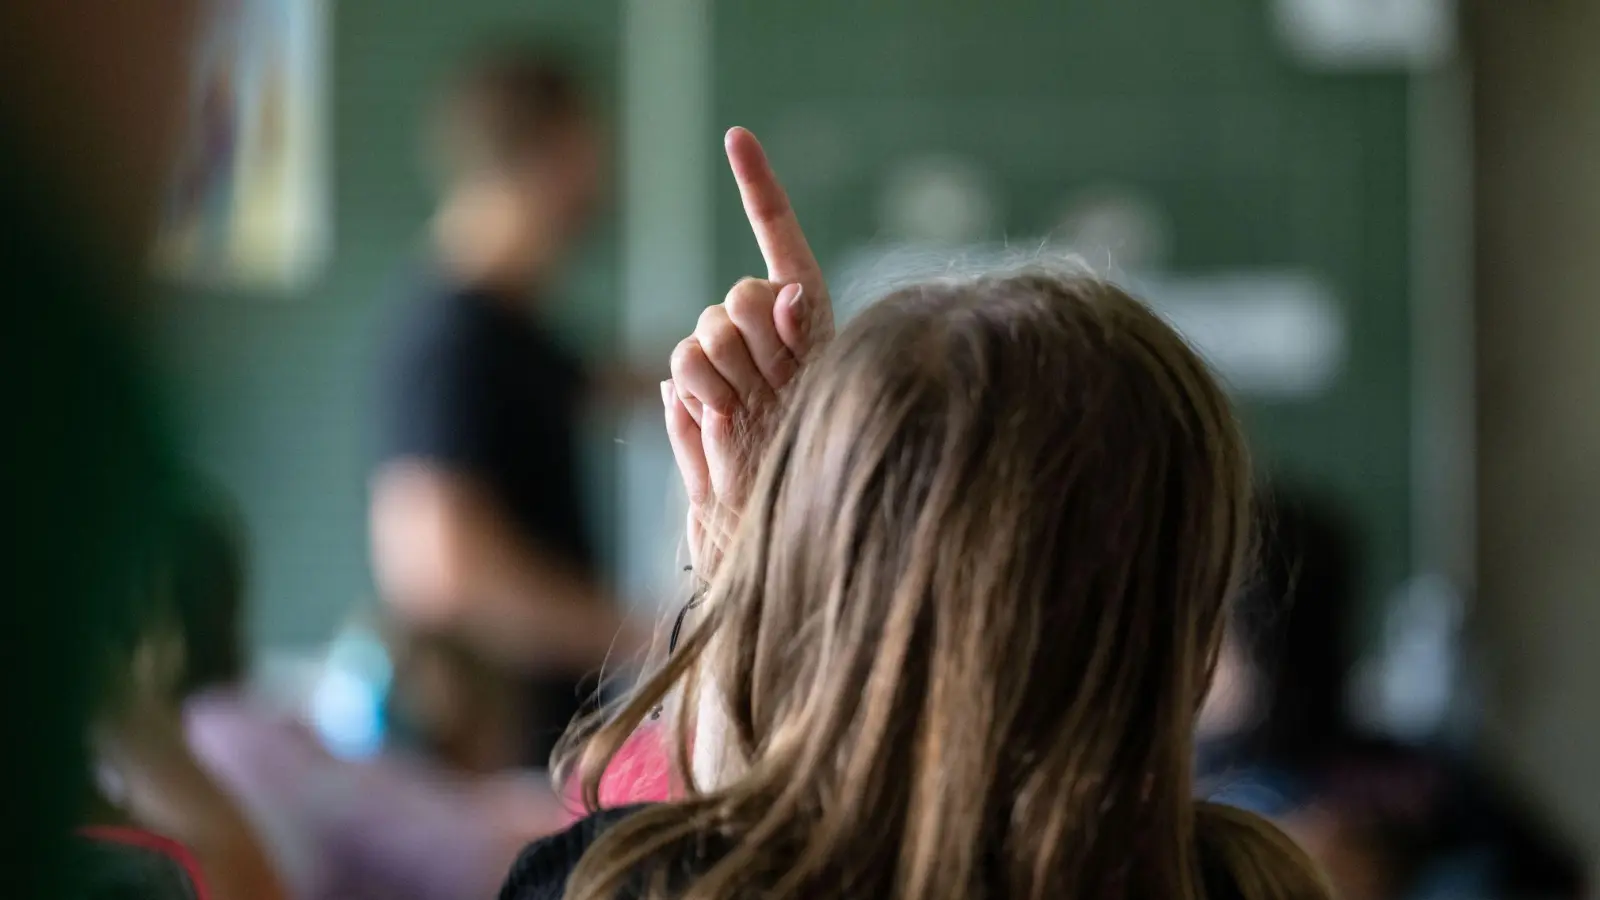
660,380,673,407
777,283,804,312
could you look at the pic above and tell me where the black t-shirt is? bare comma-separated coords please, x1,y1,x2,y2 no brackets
500,805,718,900
377,281,599,764
500,806,639,900
496,807,1266,900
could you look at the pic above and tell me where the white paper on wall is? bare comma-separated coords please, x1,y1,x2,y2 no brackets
1274,0,1455,69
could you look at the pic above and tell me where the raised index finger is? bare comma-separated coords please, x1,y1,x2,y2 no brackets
725,127,820,289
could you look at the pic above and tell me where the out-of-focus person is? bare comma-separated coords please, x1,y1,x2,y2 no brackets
153,481,571,900
1198,487,1586,900
91,490,289,900
0,2,218,898
370,42,648,775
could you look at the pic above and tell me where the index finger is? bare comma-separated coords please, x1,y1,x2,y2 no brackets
725,127,820,289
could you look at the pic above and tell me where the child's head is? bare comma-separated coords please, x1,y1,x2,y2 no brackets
428,42,605,277
1205,488,1361,763
682,266,1251,782
567,266,1326,900
106,479,249,713
164,482,249,696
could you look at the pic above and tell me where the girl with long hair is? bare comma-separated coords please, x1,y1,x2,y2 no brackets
500,128,1332,900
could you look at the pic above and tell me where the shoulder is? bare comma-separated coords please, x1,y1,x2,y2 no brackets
499,806,650,900
389,285,500,359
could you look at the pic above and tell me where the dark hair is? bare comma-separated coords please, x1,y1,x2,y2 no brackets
166,483,249,694
1230,486,1360,765
432,41,590,180
113,476,249,702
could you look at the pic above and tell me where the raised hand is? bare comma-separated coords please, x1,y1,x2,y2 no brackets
723,126,833,347
663,128,832,570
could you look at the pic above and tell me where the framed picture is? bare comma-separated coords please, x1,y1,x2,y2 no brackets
158,0,329,290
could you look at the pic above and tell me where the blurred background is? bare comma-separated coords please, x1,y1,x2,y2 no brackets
73,0,1599,897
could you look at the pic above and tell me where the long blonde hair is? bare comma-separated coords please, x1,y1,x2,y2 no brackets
559,268,1332,900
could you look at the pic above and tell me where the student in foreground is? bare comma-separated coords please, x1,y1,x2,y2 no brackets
498,127,1333,900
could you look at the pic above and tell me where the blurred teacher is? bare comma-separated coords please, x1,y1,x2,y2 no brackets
371,44,642,773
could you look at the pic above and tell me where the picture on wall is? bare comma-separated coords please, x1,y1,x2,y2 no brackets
157,0,328,289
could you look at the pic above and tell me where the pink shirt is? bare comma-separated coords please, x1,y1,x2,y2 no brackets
560,722,676,822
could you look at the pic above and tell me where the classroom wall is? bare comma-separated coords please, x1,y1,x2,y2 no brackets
712,1,1415,617
1473,0,1600,871
157,0,1417,651
156,0,622,647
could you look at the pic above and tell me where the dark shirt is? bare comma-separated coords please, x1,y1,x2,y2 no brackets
1198,735,1587,900
377,281,599,765
0,132,180,899
77,828,207,900
499,806,1259,900
499,806,647,900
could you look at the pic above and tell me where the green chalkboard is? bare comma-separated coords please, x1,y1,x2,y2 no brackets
158,0,623,647
712,2,1413,615
157,0,1412,650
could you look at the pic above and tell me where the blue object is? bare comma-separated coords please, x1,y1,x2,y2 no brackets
310,620,393,759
